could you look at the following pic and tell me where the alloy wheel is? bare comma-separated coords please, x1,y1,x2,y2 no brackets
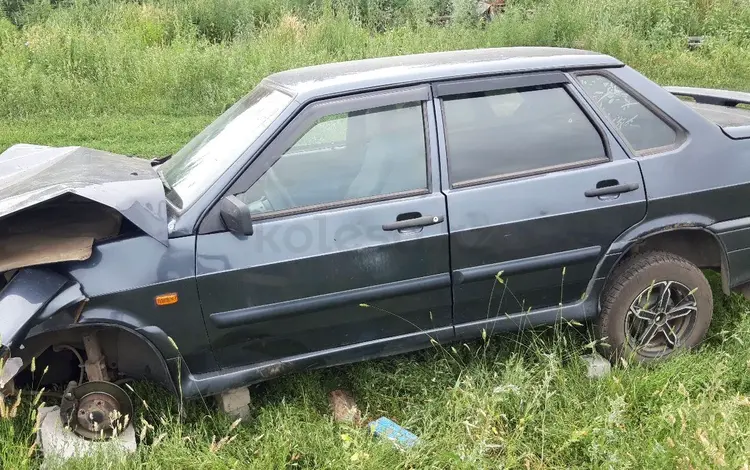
624,280,698,358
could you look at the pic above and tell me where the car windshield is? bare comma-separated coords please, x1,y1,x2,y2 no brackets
159,84,293,209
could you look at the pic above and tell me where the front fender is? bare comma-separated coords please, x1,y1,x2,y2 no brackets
20,310,184,396
0,273,186,396
0,268,85,352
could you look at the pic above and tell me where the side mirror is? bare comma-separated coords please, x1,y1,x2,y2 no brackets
220,195,253,236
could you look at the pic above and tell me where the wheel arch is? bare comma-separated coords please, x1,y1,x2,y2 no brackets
20,321,179,394
597,222,730,309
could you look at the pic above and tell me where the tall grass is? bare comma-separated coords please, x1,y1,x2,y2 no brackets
3,1,750,468
3,274,750,468
1,0,750,118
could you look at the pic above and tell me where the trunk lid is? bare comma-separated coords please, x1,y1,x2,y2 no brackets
666,86,750,140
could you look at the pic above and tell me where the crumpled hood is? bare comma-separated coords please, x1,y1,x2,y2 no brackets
0,144,168,245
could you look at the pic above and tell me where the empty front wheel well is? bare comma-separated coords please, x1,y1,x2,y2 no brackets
16,325,173,391
616,228,729,294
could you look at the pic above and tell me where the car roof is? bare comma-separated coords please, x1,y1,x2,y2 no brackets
264,47,622,101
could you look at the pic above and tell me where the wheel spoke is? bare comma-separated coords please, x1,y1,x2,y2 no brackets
635,322,659,348
629,304,658,321
662,323,679,348
656,281,673,312
666,300,697,320
626,279,699,355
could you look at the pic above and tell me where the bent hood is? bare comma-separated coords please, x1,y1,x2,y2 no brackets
0,144,168,245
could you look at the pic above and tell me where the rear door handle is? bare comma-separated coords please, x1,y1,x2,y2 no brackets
584,183,639,198
382,215,444,232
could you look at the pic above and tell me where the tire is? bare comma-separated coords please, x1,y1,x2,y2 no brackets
597,251,713,362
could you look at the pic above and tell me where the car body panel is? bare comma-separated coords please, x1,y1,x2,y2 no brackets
194,85,453,369
432,72,647,326
265,47,622,102
57,235,216,373
0,268,83,350
709,216,750,288
597,68,750,286
0,144,168,245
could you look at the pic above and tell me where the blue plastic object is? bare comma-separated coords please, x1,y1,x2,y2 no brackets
368,417,419,449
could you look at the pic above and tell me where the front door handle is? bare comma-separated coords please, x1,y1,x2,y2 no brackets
584,182,640,198
382,215,444,232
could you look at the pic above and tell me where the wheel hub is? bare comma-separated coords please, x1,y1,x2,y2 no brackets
60,381,133,440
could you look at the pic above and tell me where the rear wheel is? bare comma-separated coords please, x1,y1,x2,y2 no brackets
598,251,713,361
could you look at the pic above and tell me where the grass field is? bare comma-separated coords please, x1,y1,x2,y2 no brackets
3,0,750,468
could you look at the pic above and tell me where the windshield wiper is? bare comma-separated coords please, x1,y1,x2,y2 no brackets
155,167,173,193
150,154,172,167
154,167,184,208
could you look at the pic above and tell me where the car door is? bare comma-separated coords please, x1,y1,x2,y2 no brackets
433,72,647,333
195,85,453,369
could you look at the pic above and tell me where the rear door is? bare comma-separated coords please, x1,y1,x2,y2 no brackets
195,85,453,369
433,72,647,332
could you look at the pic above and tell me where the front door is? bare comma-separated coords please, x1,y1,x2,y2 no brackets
195,85,453,369
433,72,647,331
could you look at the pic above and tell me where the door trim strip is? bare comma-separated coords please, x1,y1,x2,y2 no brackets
453,245,601,285
210,273,452,328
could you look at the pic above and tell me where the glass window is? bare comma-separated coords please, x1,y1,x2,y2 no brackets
237,102,427,215
290,113,348,150
443,86,606,185
578,74,678,153
160,85,292,209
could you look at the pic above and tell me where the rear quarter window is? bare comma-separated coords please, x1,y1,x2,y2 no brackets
577,74,678,154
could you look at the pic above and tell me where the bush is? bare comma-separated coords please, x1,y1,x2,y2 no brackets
1,0,750,118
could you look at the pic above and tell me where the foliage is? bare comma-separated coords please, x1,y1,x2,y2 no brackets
3,1,750,468
0,0,749,118
3,274,750,468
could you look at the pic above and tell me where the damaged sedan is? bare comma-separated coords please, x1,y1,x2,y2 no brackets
3,47,750,438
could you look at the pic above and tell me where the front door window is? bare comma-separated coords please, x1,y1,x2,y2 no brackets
238,102,428,215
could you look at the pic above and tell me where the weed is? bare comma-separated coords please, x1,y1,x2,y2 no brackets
1,0,750,119
3,1,750,468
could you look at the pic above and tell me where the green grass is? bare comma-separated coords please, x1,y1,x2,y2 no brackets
1,0,750,118
4,0,750,468
0,115,213,156
3,276,750,468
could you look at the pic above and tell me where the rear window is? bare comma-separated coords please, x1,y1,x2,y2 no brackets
442,86,607,185
577,74,678,154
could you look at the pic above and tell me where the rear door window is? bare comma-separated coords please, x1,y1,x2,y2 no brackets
442,86,607,186
577,74,678,154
